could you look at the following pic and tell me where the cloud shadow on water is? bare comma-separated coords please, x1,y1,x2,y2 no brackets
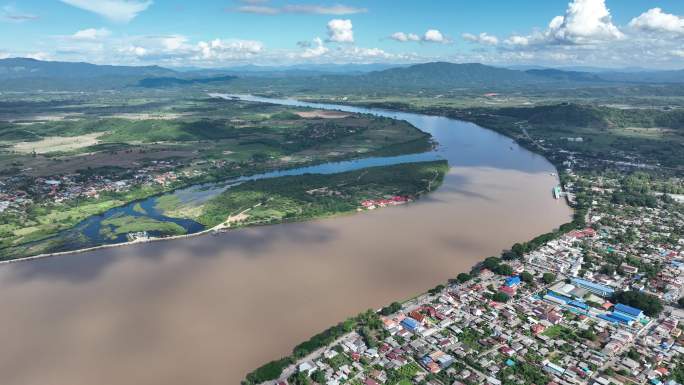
4,221,339,284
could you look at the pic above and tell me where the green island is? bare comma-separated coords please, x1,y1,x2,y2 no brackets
99,214,186,240
157,161,447,229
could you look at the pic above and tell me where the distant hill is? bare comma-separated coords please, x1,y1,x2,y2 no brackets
525,69,604,82
137,75,237,88
0,58,176,79
598,69,684,84
495,103,684,129
0,58,179,90
2,58,683,91
357,62,550,89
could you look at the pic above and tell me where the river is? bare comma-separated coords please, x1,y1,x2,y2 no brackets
0,96,571,385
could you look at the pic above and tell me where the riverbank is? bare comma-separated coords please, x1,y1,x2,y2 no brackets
0,98,571,385
1,148,439,261
0,161,449,264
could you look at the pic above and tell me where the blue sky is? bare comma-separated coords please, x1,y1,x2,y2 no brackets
1,0,684,68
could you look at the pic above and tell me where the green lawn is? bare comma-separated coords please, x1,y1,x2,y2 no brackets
100,214,186,239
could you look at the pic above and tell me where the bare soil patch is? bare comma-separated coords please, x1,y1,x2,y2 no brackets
12,133,103,154
295,110,350,119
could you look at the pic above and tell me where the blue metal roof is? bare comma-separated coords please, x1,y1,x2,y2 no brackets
401,318,419,329
571,278,615,294
614,303,643,317
546,291,570,302
598,314,619,324
607,312,634,324
568,300,588,310
505,276,521,286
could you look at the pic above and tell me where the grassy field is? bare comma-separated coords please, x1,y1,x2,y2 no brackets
0,184,168,256
0,94,432,180
100,214,186,239
0,199,125,248
154,194,205,219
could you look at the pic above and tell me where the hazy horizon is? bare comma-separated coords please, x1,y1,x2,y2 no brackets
1,1,684,69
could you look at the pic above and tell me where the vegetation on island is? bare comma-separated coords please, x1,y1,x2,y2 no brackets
99,214,186,240
196,161,448,227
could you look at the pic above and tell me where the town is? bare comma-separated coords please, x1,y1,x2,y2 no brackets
245,143,684,385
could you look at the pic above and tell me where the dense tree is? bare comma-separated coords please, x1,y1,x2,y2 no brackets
520,271,534,283
542,272,556,284
511,242,526,257
578,329,597,341
288,371,311,385
493,292,510,303
244,357,294,384
429,284,445,295
380,302,402,316
483,256,502,270
495,264,514,276
456,273,472,283
599,264,616,275
310,370,325,384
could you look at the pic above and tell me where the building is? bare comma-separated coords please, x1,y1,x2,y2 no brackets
613,304,645,321
505,276,521,287
571,278,615,297
401,317,420,332
553,185,562,199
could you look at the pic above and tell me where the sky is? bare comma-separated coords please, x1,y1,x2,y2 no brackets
1,0,683,69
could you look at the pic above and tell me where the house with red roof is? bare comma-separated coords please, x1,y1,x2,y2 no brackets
409,310,426,324
499,285,516,296
531,324,546,335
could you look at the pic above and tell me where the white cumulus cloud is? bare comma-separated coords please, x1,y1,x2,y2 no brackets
327,19,353,43
71,28,111,40
546,0,623,44
391,29,449,44
462,32,499,46
390,32,420,42
161,35,188,51
504,35,530,46
60,0,152,23
501,0,623,47
423,29,448,43
299,37,329,58
670,49,684,58
629,8,684,35
197,39,263,60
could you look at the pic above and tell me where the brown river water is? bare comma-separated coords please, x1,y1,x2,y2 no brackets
0,97,571,385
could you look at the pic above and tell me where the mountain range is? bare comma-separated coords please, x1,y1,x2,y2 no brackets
1,58,683,91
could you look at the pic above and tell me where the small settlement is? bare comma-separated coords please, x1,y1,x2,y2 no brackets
257,157,684,385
